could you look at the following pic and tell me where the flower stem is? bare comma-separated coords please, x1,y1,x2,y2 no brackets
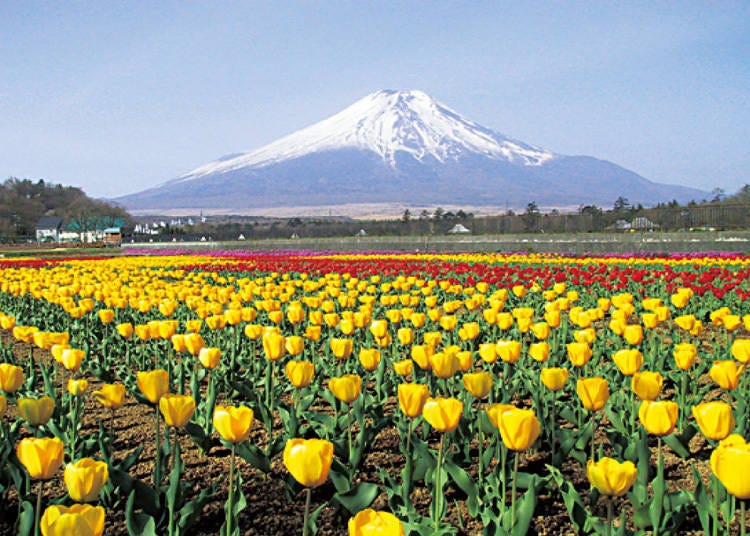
551,391,557,462
511,451,519,530
741,499,746,536
713,475,719,536
590,411,597,461
433,434,445,533
154,408,162,486
34,480,43,536
607,497,614,536
226,443,236,536
302,487,311,536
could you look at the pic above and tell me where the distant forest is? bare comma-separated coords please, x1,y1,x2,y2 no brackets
152,186,750,242
0,177,131,239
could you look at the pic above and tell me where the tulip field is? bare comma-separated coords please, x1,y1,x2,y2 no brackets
1,250,750,535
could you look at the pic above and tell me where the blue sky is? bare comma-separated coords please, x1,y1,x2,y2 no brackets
1,1,748,200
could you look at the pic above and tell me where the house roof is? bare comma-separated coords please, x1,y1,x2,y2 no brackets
36,216,64,230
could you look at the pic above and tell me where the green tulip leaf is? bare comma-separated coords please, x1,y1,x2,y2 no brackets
332,482,379,514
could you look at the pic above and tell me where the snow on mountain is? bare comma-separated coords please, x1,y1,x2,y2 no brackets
175,89,556,183
115,89,708,213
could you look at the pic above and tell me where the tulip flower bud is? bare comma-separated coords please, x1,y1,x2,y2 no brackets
693,401,735,441
185,333,206,356
496,340,521,364
0,363,25,393
159,394,196,428
93,383,126,410
358,348,381,372
540,368,569,392
60,348,85,372
285,360,315,388
576,377,609,411
567,342,592,368
67,378,88,396
428,352,458,379
397,327,413,346
622,324,644,346
631,371,663,401
711,434,750,499
710,360,744,391
587,457,637,497
393,359,413,377
328,374,362,404
213,405,254,443
528,342,550,363
462,371,493,399
330,338,353,360
283,438,334,488
18,396,55,426
244,324,263,340
397,382,430,418
64,458,109,502
348,509,405,536
40,504,105,536
639,400,679,436
422,397,463,433
731,338,750,364
673,342,697,370
496,407,541,451
198,347,221,370
136,369,169,405
285,336,305,357
16,436,64,480
612,349,644,376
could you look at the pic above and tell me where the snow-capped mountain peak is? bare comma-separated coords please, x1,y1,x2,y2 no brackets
177,89,556,182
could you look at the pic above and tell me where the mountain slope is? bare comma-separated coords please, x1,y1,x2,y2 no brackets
116,90,707,212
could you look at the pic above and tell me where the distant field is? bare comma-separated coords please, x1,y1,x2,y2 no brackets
121,230,750,254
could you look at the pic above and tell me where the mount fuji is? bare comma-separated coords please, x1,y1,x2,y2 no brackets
115,90,706,213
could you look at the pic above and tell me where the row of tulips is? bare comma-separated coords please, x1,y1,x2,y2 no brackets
0,251,749,534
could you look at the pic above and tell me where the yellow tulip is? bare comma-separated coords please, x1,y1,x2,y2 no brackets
639,400,678,436
428,352,458,379
731,338,750,364
693,401,735,441
0,393,5,415
422,397,463,433
304,325,322,341
0,363,25,393
283,438,334,488
159,394,196,428
136,369,169,404
409,312,426,328
328,374,362,404
133,324,150,341
642,313,659,329
244,324,263,340
531,322,550,340
67,378,88,396
16,436,64,479
622,324,643,346
369,319,389,339
673,342,697,370
18,396,55,426
262,332,286,361
397,327,414,346
458,322,480,341
576,377,609,411
586,457,637,497
393,359,413,377
60,348,85,372
358,348,381,372
495,407,541,451
673,314,696,331
567,342,592,368
478,343,498,364
64,458,109,502
348,508,405,536
397,382,430,418
286,304,306,325
496,312,514,330
40,504,105,536
186,319,203,334
528,342,550,363
710,360,744,391
330,338,354,360
486,403,515,429
540,368,569,392
462,371,493,399
496,340,521,364
612,349,644,376
93,383,126,410
285,361,315,388
171,334,187,353
198,347,221,369
631,371,663,401
184,333,206,356
213,405,254,443
711,434,750,499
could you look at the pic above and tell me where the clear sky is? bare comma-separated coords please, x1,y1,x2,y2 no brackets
1,1,748,199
